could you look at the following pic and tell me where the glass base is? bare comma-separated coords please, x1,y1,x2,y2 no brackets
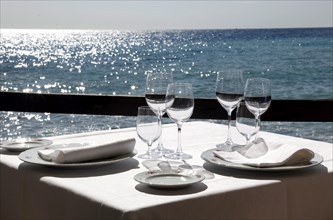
216,142,238,152
165,152,192,160
138,152,162,160
152,146,174,155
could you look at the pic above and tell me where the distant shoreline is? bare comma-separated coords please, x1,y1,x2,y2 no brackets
1,27,332,32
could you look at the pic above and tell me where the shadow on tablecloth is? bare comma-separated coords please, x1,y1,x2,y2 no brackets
202,161,329,180
135,182,207,195
18,158,140,178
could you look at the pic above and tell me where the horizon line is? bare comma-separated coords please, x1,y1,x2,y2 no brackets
1,26,332,32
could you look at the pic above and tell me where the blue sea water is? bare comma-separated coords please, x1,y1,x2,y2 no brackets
0,28,332,143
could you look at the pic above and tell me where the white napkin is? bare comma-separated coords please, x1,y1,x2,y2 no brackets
37,138,136,163
214,138,315,168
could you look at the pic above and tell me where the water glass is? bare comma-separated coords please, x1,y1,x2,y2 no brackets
236,100,259,145
215,70,244,151
165,83,194,160
136,106,162,159
244,78,271,137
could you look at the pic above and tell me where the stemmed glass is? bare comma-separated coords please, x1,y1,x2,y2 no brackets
244,78,271,137
165,83,194,160
145,72,174,154
236,100,260,146
215,70,244,151
136,106,162,159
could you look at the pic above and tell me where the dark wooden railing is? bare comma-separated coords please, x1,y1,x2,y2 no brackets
1,91,332,122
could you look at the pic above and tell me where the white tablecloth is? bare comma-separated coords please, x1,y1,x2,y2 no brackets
1,121,332,220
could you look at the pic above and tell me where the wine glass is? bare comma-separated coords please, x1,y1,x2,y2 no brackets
165,83,194,160
244,78,271,136
145,72,174,154
236,100,260,146
136,106,162,159
215,70,244,151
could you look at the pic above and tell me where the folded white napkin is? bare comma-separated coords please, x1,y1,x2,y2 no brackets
37,138,136,163
214,138,315,168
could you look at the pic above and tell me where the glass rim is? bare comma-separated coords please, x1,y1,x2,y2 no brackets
137,106,158,115
146,71,173,75
167,82,192,87
246,77,270,82
137,106,154,111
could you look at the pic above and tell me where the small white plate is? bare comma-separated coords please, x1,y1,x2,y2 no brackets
0,138,53,152
134,171,205,189
201,148,323,172
19,145,137,168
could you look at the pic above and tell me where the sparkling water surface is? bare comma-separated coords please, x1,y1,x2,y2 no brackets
1,28,332,143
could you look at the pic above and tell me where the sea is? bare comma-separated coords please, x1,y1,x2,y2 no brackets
1,28,332,143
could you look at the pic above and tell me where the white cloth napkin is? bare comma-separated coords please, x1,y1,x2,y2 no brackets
214,138,315,168
37,138,136,163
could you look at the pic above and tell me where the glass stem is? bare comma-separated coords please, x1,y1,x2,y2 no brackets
147,142,153,157
176,123,183,156
157,112,164,149
255,114,261,139
226,111,232,145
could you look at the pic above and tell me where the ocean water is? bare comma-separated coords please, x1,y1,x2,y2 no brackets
1,28,332,143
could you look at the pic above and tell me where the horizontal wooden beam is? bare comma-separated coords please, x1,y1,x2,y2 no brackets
194,98,333,122
0,92,332,122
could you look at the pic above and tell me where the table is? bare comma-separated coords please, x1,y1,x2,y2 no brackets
1,121,332,220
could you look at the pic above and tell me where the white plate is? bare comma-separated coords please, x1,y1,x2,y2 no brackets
134,171,205,189
19,146,137,168
0,138,53,152
201,148,323,172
